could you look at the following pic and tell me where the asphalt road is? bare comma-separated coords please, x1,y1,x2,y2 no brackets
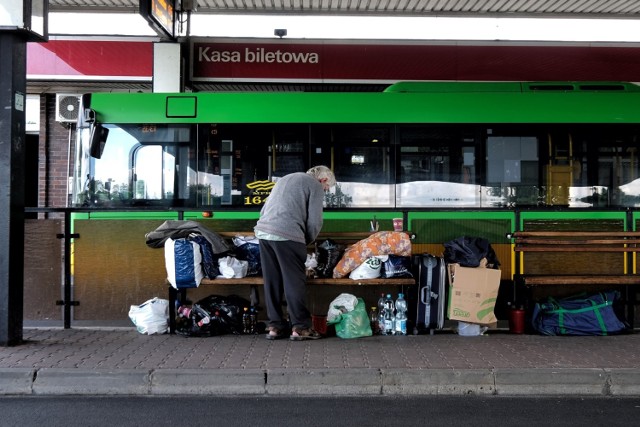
2,395,640,427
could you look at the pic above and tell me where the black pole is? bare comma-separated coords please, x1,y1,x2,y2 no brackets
63,211,72,328
0,33,26,346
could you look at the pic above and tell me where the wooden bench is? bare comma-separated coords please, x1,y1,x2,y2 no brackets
508,231,640,325
168,231,416,333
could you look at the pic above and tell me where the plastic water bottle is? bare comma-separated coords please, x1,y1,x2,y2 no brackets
394,293,408,336
242,307,251,334
377,293,386,335
193,304,210,328
383,294,395,335
249,306,258,334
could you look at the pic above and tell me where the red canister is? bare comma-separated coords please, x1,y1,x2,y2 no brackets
509,307,526,334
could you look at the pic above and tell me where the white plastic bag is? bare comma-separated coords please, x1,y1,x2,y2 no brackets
349,256,383,280
327,293,359,322
217,256,249,278
128,297,169,335
305,253,318,277
457,321,489,337
305,253,318,270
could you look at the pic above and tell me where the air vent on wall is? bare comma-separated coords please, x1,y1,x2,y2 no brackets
55,94,81,123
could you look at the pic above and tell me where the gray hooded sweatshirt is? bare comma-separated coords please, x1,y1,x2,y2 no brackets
254,172,324,245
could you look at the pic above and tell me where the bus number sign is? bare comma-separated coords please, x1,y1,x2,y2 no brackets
245,180,275,206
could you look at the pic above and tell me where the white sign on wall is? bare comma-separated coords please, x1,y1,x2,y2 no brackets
26,94,39,133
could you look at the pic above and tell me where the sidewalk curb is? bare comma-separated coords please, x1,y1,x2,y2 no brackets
0,369,35,395
382,368,495,395
1,367,640,396
494,368,607,395
266,368,381,395
606,368,640,395
150,369,265,395
32,368,150,395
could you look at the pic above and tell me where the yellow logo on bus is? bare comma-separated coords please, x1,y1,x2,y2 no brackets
244,180,275,205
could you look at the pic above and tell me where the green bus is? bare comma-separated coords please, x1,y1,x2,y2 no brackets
72,81,640,211
64,81,640,322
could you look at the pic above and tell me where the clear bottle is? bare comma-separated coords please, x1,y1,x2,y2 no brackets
369,307,380,335
394,293,408,336
383,294,395,335
193,304,211,328
377,293,386,335
242,307,251,334
249,306,258,334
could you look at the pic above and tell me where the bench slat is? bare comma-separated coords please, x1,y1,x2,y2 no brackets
515,275,640,286
515,238,640,245
512,231,640,238
515,246,640,252
198,277,415,286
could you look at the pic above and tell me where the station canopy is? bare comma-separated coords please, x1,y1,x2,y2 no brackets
48,0,640,18
38,1,640,94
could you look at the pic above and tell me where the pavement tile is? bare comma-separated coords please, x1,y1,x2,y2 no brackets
1,327,640,395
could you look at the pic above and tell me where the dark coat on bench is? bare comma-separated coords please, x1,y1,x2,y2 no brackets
145,220,232,254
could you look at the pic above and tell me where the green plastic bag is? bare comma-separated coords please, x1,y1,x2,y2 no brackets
327,298,372,339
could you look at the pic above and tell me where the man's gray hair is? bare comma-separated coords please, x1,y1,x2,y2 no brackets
307,165,336,188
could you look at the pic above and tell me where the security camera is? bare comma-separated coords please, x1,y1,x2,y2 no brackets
274,29,287,38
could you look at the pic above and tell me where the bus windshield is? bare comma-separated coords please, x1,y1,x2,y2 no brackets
72,124,194,207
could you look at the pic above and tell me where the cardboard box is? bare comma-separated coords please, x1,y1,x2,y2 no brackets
447,263,501,325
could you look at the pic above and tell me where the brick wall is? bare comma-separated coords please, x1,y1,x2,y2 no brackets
39,94,78,213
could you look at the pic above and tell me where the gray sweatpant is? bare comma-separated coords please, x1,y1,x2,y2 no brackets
258,239,310,330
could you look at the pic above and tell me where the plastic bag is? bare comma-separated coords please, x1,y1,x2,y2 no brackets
381,254,413,278
176,294,252,337
217,256,249,278
349,256,382,279
128,297,169,335
233,235,261,276
443,236,500,269
457,321,488,336
327,293,359,322
189,234,221,279
315,239,344,278
305,253,318,278
328,298,372,339
165,238,204,289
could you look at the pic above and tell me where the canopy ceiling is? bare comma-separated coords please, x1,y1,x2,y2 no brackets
48,0,640,19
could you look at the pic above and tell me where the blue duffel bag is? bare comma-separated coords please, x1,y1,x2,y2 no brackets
531,290,628,336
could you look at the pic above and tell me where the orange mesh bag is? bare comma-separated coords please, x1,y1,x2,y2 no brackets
332,231,412,278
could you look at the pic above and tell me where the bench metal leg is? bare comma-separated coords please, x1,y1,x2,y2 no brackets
168,287,192,334
625,286,636,328
168,286,177,334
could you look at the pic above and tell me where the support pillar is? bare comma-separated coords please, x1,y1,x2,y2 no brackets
153,42,182,92
0,33,26,346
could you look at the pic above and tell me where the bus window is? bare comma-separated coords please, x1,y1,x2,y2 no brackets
573,127,640,208
397,126,480,208
329,125,393,208
197,124,308,208
130,145,184,200
484,134,540,207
